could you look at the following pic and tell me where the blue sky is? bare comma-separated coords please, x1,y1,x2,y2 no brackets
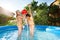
0,0,54,12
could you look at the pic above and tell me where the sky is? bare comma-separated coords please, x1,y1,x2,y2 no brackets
0,0,54,13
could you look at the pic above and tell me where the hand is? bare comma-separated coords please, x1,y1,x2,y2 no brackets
28,4,31,8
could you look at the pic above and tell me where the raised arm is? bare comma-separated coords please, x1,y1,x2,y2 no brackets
28,4,32,16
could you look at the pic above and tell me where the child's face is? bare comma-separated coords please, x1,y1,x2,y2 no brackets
16,11,20,15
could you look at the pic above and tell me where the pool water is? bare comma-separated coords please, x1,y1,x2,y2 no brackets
0,25,60,40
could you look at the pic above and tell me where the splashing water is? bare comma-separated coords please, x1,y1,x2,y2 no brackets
0,26,60,40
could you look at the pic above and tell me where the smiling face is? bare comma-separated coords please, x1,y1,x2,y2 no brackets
16,10,20,16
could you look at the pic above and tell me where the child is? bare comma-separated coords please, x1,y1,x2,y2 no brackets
16,10,23,36
26,14,34,37
26,4,34,37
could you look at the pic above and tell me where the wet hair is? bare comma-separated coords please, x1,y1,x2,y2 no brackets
16,10,20,13
16,10,20,16
26,14,31,17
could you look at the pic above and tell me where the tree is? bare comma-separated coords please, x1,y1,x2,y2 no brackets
48,4,60,26
0,14,15,25
31,0,38,11
25,0,38,11
25,1,49,25
49,5,59,14
34,2,48,25
39,2,48,9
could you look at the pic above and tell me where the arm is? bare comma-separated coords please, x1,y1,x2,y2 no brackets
28,4,32,16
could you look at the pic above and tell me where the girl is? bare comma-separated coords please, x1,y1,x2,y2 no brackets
16,10,23,36
26,4,34,37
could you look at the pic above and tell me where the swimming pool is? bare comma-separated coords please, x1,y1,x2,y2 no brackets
0,25,60,40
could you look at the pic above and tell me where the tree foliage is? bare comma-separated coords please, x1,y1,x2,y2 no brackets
31,0,38,11
0,14,14,25
32,2,48,25
49,5,59,14
38,2,48,9
25,0,49,25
